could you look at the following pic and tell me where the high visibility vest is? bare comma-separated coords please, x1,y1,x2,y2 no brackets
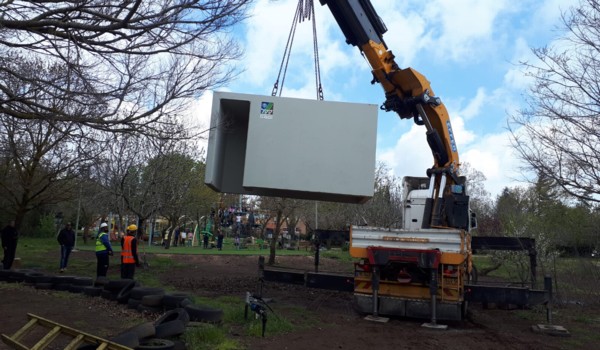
96,232,108,252
122,236,135,264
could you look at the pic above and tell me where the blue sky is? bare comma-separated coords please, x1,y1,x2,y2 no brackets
194,0,578,199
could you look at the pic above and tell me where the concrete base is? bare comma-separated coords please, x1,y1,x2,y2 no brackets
531,324,570,337
421,322,448,330
364,315,389,323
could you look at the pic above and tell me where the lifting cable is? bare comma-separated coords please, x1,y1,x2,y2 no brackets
271,0,324,100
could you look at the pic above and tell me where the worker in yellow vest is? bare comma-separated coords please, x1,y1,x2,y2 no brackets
121,224,140,279
95,222,113,277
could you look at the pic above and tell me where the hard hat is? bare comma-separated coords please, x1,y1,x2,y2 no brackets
127,224,138,231
100,223,108,228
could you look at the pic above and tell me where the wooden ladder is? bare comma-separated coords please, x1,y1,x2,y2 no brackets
1,313,132,350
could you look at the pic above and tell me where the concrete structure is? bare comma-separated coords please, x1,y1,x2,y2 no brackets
204,91,378,203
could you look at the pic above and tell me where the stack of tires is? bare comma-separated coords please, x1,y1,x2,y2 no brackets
1,270,226,349
108,308,191,350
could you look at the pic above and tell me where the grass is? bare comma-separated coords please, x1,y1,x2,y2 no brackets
11,237,324,350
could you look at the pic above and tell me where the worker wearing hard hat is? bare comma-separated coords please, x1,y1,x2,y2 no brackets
121,224,141,279
95,222,113,277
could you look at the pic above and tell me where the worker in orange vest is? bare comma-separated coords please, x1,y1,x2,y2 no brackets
121,224,140,279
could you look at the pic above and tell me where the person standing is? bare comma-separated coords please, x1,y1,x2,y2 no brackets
180,230,187,247
1,220,18,270
95,222,113,277
57,222,75,272
121,224,140,279
217,229,224,251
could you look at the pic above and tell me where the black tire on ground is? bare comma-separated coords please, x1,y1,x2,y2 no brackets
0,270,11,281
54,283,71,291
109,331,140,349
128,298,142,309
68,284,84,293
136,338,175,350
72,277,94,286
137,304,163,314
153,308,190,327
184,304,224,323
24,272,44,283
94,276,110,287
130,287,165,300
119,321,156,340
34,282,53,290
52,275,76,285
105,279,135,292
101,289,118,301
154,320,186,339
34,276,53,284
162,293,190,308
9,269,34,282
116,279,137,304
142,294,164,307
170,339,186,350
179,298,192,308
83,286,103,297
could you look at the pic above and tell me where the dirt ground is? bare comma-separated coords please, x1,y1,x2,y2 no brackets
1,252,597,350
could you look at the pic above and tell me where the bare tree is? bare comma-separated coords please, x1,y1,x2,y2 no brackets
510,0,600,203
0,58,106,230
257,196,306,265
0,0,252,135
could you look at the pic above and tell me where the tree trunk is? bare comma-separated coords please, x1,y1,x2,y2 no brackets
268,209,283,265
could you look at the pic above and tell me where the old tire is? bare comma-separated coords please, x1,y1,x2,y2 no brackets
101,289,118,301
83,286,103,297
72,277,94,286
128,298,142,309
137,304,163,314
120,322,156,340
116,280,137,304
154,308,190,327
154,320,186,339
94,276,110,287
105,279,134,292
131,287,165,300
136,338,175,350
184,304,223,323
142,294,164,307
162,293,190,309
109,331,139,348
34,282,53,290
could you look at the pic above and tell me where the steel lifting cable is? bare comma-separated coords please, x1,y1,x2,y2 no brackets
271,0,324,100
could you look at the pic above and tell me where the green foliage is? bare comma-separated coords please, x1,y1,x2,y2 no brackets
184,324,240,350
36,213,58,238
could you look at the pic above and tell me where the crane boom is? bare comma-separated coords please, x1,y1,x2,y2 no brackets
321,0,467,229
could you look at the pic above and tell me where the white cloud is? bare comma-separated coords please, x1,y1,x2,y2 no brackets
459,87,486,121
187,91,216,153
432,0,510,61
461,131,522,198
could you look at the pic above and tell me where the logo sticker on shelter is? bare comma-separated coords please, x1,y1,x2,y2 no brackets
260,101,274,119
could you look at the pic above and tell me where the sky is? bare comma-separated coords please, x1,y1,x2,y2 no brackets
193,0,579,199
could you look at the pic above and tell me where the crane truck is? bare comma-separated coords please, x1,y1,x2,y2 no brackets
319,0,473,323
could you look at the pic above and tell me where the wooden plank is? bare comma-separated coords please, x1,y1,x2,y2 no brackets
11,319,38,342
30,326,61,350
1,334,29,350
64,334,85,350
